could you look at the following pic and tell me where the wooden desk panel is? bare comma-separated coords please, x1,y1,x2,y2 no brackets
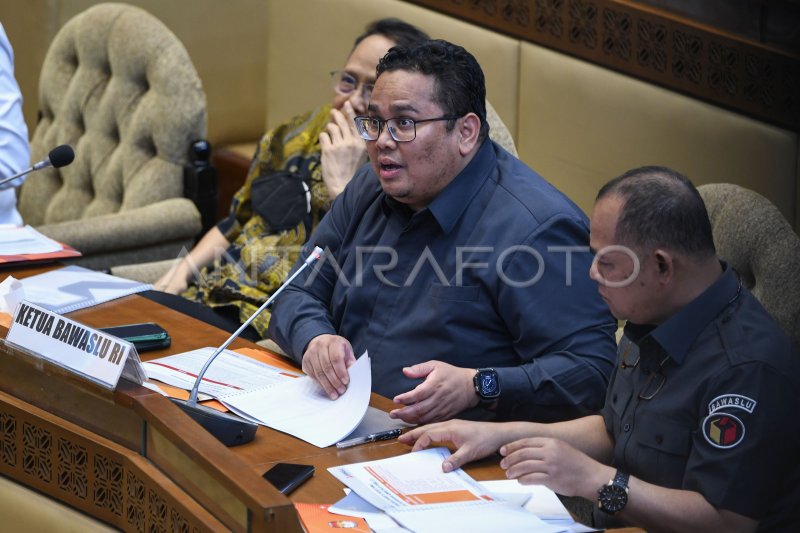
0,387,229,531
0,270,303,532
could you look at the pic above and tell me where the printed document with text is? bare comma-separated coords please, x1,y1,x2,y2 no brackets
328,448,564,532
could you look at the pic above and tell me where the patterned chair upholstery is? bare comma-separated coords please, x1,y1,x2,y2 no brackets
699,183,800,349
485,100,517,157
18,3,206,270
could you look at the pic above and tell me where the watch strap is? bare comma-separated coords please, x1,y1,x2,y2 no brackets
612,470,629,488
597,469,629,515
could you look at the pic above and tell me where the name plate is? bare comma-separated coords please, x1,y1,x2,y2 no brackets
6,300,145,389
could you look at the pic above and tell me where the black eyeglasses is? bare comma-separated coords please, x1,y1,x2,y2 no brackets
638,355,669,400
619,342,669,400
354,115,460,142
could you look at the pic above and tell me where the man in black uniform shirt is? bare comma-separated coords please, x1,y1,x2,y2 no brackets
401,166,800,531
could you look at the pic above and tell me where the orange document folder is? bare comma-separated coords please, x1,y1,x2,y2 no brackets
294,503,370,533
0,245,81,266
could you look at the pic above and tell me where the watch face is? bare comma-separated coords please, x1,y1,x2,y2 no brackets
477,370,500,398
598,484,628,514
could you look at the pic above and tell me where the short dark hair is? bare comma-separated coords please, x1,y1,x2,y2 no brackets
353,18,429,49
376,39,489,142
596,166,716,258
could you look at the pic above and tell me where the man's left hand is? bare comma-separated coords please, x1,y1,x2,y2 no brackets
390,361,479,424
500,437,612,500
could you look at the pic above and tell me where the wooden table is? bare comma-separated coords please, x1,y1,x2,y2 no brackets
0,264,509,532
1,264,645,532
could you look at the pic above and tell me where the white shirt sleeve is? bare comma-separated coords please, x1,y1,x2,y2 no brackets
0,22,30,225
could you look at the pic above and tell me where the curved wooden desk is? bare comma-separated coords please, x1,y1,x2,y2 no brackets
0,264,643,532
0,264,511,532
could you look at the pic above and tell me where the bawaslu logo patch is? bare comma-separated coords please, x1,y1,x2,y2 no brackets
702,394,756,449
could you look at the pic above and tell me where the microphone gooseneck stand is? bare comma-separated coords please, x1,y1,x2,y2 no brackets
170,246,324,446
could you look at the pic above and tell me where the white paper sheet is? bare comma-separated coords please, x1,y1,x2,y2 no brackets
330,480,596,533
339,405,412,444
18,265,151,314
328,448,564,533
329,490,411,532
481,480,599,532
220,353,372,448
390,503,565,533
143,347,301,397
0,225,63,254
0,276,23,313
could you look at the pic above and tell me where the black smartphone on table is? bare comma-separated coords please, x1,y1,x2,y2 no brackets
98,322,171,352
262,463,315,495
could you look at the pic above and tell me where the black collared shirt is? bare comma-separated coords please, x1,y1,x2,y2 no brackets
601,265,800,530
270,140,617,421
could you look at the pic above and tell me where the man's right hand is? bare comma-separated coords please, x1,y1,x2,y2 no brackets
319,101,367,200
154,227,230,295
399,420,512,472
302,334,356,400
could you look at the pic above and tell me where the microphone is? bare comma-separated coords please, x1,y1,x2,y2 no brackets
171,246,325,446
0,144,75,188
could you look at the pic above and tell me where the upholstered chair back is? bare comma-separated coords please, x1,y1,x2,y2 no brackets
18,3,206,269
699,183,800,349
485,100,517,157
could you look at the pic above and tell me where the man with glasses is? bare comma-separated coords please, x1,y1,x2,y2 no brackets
152,19,428,340
269,40,617,424
402,167,800,531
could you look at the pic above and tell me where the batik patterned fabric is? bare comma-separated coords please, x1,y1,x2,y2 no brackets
182,105,333,338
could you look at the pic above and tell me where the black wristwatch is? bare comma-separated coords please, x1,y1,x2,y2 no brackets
597,470,629,515
473,368,500,400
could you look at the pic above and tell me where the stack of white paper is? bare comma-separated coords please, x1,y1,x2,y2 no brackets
329,480,599,533
481,480,599,532
143,347,302,398
144,349,373,448
19,265,151,314
219,353,372,447
0,225,63,254
328,447,566,533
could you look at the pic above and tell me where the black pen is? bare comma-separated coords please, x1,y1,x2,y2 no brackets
336,428,403,449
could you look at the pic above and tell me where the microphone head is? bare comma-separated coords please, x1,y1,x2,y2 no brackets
48,145,75,168
305,245,325,265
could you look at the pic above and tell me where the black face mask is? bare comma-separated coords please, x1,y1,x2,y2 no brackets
250,170,311,232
